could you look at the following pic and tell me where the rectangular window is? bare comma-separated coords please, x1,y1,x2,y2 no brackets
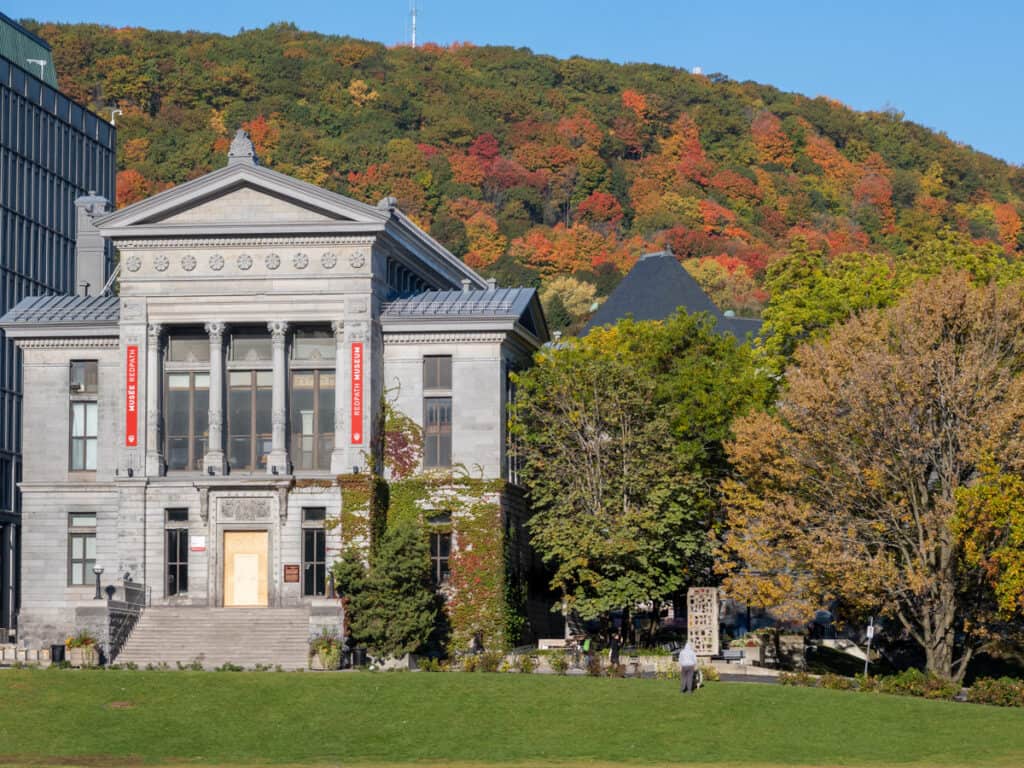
430,531,451,586
293,328,335,361
167,335,210,363
166,528,188,596
69,361,98,471
70,401,98,471
290,370,335,471
70,360,98,393
165,372,209,471
424,397,452,468
423,355,452,390
230,333,272,362
303,528,326,597
68,513,96,586
228,370,273,470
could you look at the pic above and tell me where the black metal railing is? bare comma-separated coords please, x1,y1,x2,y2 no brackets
107,579,150,663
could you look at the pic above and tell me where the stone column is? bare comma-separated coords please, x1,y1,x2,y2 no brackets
330,320,347,474
267,321,289,474
203,321,226,475
144,323,163,476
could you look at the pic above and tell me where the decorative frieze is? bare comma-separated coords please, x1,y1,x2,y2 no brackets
16,337,120,349
383,333,507,344
116,236,376,250
219,498,272,521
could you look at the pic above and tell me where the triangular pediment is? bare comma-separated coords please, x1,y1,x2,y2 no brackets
96,162,389,233
153,185,339,225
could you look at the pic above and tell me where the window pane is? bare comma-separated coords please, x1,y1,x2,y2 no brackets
229,437,251,469
167,509,188,523
85,439,97,470
168,336,210,362
71,562,83,585
167,373,191,389
231,335,272,361
193,373,210,389
179,564,188,593
70,361,98,393
424,356,452,389
72,536,83,558
179,532,189,561
255,386,272,435
315,530,325,561
294,330,335,360
72,403,85,437
166,437,189,470
70,513,96,527
229,371,251,387
318,382,335,434
166,387,190,436
85,403,98,436
256,370,274,387
304,530,314,562
303,507,326,522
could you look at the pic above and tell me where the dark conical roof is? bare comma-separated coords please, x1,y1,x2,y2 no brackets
582,250,762,339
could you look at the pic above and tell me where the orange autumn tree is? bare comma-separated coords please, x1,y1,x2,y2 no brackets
720,273,1024,681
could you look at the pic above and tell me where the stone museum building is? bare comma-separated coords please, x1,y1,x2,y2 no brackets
0,13,117,635
0,131,547,661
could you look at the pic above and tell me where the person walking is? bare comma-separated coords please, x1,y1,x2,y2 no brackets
678,641,698,694
609,632,621,666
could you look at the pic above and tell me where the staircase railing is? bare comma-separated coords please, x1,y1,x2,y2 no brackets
107,579,150,663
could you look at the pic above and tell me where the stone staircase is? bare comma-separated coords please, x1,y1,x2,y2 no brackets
116,607,312,670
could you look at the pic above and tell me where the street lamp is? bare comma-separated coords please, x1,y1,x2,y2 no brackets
92,566,104,600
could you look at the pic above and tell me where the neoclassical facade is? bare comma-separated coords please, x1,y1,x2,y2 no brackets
0,132,547,647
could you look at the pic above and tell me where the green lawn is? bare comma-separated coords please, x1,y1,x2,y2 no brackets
1,669,1023,767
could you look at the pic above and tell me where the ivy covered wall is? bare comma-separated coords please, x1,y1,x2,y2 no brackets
334,472,530,651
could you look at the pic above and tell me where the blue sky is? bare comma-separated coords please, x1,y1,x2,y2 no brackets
10,0,1024,165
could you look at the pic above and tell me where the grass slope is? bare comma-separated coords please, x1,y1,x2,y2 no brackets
1,670,1023,767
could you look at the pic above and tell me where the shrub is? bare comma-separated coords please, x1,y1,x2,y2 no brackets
820,673,856,690
549,653,570,675
417,657,446,672
460,654,479,673
878,668,958,700
477,650,504,673
309,629,341,670
855,674,881,693
698,664,720,683
779,670,816,687
515,655,537,674
214,662,244,672
607,663,626,678
967,677,1024,707
585,654,605,677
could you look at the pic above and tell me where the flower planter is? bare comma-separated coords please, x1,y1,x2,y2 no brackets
309,648,340,670
68,645,98,668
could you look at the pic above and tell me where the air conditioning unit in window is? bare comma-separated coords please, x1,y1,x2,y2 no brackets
70,383,84,392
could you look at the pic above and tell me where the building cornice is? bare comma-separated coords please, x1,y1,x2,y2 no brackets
384,332,508,344
15,336,120,349
115,235,377,250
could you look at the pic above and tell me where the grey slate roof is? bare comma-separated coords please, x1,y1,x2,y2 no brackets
0,294,120,326
582,251,763,339
383,288,535,320
382,287,546,341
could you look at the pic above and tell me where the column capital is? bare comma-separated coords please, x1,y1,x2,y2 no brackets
204,321,226,340
268,320,289,340
147,322,162,342
331,320,345,340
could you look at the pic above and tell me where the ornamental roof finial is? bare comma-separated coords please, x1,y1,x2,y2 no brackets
227,129,258,166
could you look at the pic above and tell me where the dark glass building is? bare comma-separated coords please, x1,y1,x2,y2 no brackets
0,14,116,635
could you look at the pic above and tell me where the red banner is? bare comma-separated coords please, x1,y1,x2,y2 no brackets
125,345,139,447
351,342,363,444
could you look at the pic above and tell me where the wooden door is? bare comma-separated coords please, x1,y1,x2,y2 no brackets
224,531,268,606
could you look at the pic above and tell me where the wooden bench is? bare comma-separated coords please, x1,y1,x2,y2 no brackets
722,648,745,663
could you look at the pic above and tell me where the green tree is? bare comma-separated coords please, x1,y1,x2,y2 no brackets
338,523,439,658
510,313,766,628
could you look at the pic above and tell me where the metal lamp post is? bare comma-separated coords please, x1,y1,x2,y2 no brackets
93,566,104,600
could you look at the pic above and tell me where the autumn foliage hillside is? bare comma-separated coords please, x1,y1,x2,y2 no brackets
26,21,1024,326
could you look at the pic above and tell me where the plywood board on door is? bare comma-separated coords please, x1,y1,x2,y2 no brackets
224,530,268,607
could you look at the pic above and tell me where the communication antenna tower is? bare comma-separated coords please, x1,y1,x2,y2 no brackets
410,1,418,48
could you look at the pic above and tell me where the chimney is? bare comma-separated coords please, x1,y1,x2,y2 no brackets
461,278,472,293
74,192,110,297
486,278,497,290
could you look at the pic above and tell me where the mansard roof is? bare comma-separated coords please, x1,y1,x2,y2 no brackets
583,250,763,340
382,287,548,345
96,131,487,291
0,294,119,337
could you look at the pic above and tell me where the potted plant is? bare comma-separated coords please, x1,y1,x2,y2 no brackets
66,630,98,667
309,629,341,671
729,634,764,665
